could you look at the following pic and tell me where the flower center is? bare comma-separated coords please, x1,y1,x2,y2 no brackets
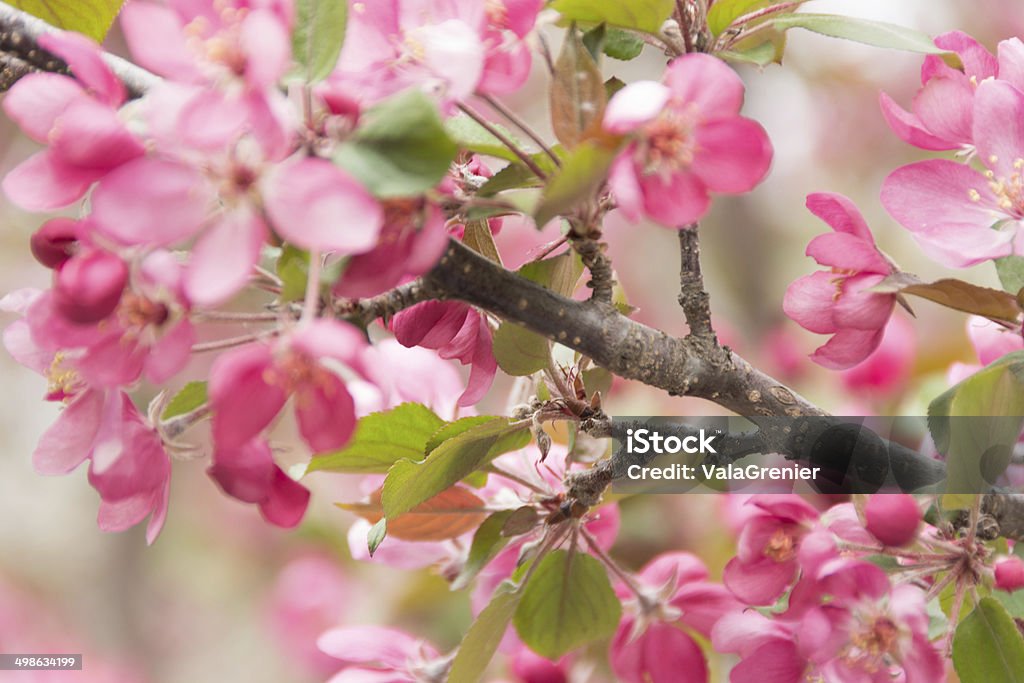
265,349,336,402
485,0,509,28
843,615,901,674
118,292,170,332
46,352,82,402
638,105,700,176
973,157,1024,218
764,527,798,562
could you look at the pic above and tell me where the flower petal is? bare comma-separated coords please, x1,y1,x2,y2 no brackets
639,171,710,227
663,53,743,115
2,74,84,143
209,344,287,449
604,81,670,134
783,271,839,335
2,151,98,210
810,328,885,370
805,192,874,241
690,117,772,193
295,374,357,453
185,211,268,307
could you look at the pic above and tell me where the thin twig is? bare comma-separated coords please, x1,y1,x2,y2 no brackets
457,103,549,180
480,94,561,168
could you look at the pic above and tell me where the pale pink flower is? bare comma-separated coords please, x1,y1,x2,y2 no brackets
390,301,497,407
2,31,141,211
840,315,915,394
784,193,897,370
209,319,366,453
967,315,1024,365
723,495,820,605
208,437,310,528
318,626,445,683
882,78,1024,267
611,553,740,683
879,31,998,152
602,53,772,227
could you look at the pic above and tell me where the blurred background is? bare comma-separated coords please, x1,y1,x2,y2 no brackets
0,0,1017,680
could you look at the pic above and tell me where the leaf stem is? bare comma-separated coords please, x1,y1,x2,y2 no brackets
457,103,548,180
480,94,561,168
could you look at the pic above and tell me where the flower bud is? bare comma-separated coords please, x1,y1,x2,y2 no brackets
996,556,1024,592
30,218,80,269
865,494,921,547
54,250,128,324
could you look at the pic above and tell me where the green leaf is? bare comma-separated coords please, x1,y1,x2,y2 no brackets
550,0,675,34
996,256,1024,295
492,323,550,376
582,367,613,398
382,419,531,518
367,518,387,556
550,26,607,148
718,40,784,66
992,586,1024,619
161,381,208,420
928,352,1024,494
449,585,523,683
518,251,585,297
513,550,622,659
307,403,445,473
291,0,348,83
451,511,515,591
478,163,545,197
445,114,527,163
603,28,645,60
534,138,622,227
335,90,459,197
12,0,125,42
707,0,771,35
770,13,948,54
953,597,1024,683
426,416,499,454
276,244,310,302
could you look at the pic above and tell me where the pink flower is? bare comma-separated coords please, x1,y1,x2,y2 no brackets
2,31,141,211
882,78,1024,267
840,315,915,394
784,193,897,370
209,319,366,453
723,495,820,605
318,626,445,683
864,494,922,547
879,31,997,152
967,315,1024,365
510,643,570,683
610,553,740,683
391,301,497,407
602,53,772,227
208,438,310,528
995,556,1024,592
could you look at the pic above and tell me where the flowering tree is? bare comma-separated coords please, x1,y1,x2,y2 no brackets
4,0,1024,681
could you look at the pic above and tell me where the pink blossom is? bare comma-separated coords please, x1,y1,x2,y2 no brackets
864,494,922,547
879,31,997,152
723,495,820,605
784,193,897,370
995,556,1024,591
610,553,740,683
318,626,444,683
391,301,497,407
840,315,915,394
208,437,310,528
209,319,366,453
356,340,466,419
882,78,1024,267
509,643,569,683
967,315,1024,365
2,31,140,211
602,53,772,227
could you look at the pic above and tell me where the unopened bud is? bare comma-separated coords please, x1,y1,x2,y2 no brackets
54,250,128,324
865,494,921,547
996,556,1024,592
31,218,80,269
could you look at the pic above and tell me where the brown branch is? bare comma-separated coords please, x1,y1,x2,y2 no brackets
677,224,715,340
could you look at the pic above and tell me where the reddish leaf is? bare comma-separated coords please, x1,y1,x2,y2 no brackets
902,279,1022,323
550,26,607,148
338,486,487,541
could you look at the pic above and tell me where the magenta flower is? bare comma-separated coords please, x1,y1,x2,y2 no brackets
839,315,915,394
391,301,497,407
2,31,141,211
602,53,772,227
995,556,1024,592
783,193,897,370
879,31,997,152
611,552,740,683
207,437,310,528
882,79,1024,267
864,494,922,547
209,319,367,453
723,495,820,605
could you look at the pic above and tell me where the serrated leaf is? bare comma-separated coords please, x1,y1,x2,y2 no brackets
901,279,1021,323
770,13,948,54
367,518,387,556
307,403,444,473
707,0,772,35
551,26,607,149
338,485,486,542
953,597,1024,683
928,352,1024,494
550,0,674,34
426,416,500,455
452,510,515,591
161,381,208,420
518,252,585,298
335,90,458,197
12,0,124,42
449,585,522,683
462,220,502,265
492,323,550,376
292,0,347,83
513,550,621,659
996,256,1024,295
382,419,531,518
445,114,527,163
534,138,622,227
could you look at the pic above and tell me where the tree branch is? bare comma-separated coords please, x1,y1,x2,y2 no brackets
677,224,715,340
